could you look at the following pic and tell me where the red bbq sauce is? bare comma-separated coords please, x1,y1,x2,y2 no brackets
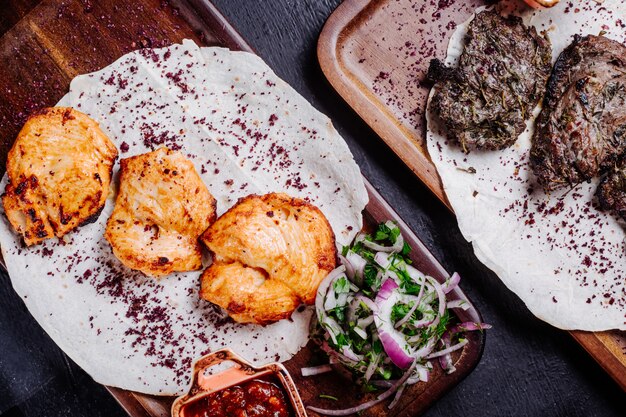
181,375,293,417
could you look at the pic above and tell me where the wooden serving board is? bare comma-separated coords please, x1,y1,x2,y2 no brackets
0,0,486,416
317,0,626,391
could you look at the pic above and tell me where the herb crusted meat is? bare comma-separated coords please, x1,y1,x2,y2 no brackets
530,35,626,191
596,163,626,221
428,9,552,152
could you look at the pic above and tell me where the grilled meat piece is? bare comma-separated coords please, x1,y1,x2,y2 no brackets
531,35,626,191
596,163,626,221
200,193,336,325
2,107,118,246
428,9,552,151
105,147,216,277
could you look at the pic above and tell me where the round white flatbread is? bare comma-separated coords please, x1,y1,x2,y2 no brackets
427,0,626,331
0,40,368,395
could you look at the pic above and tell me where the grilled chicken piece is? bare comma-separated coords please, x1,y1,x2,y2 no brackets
523,0,560,8
596,162,626,221
105,147,216,277
428,10,552,151
200,193,336,324
531,35,626,191
2,107,117,246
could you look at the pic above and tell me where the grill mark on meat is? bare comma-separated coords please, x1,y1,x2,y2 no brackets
428,9,552,152
531,35,626,191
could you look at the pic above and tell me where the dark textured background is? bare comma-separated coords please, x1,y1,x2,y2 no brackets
0,1,624,416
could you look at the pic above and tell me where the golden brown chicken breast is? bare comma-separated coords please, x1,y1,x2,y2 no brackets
200,193,336,324
105,147,216,277
2,107,118,246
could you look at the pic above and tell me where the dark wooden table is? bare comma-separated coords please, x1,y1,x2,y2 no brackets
0,1,624,416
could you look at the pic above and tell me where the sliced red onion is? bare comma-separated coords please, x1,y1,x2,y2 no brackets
338,253,355,281
345,251,367,286
316,265,347,319
424,275,446,330
353,326,367,340
442,272,460,294
437,333,456,374
342,346,363,362
346,294,377,324
363,236,404,253
446,299,469,310
387,383,406,410
361,222,405,253
357,316,374,328
407,305,436,331
383,269,402,287
449,322,493,334
336,292,349,307
377,329,413,369
439,354,456,374
307,361,417,416
394,278,426,329
374,251,391,269
301,364,333,377
323,288,338,311
322,316,344,346
377,277,398,300
363,353,380,382
412,335,437,360
405,264,426,285
425,339,469,359
413,364,431,383
374,279,413,369
320,341,360,365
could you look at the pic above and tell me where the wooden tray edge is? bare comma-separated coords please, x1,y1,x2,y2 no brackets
106,387,154,417
316,0,450,210
570,331,626,391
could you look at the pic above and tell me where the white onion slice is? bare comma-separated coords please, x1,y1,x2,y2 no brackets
374,251,391,269
345,251,367,286
315,265,347,320
412,364,431,383
338,253,356,281
449,322,493,333
387,383,406,410
342,346,363,362
301,364,333,377
353,326,367,340
442,272,460,294
346,294,377,324
412,335,437,360
425,339,469,359
394,278,426,329
357,316,374,328
364,353,380,382
424,275,446,330
361,221,405,253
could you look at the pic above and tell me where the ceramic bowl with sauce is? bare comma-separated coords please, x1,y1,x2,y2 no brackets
172,349,307,417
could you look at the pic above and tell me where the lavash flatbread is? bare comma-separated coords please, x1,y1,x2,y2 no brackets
0,40,368,395
427,0,626,331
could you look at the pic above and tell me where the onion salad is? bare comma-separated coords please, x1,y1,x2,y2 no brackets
304,221,490,416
